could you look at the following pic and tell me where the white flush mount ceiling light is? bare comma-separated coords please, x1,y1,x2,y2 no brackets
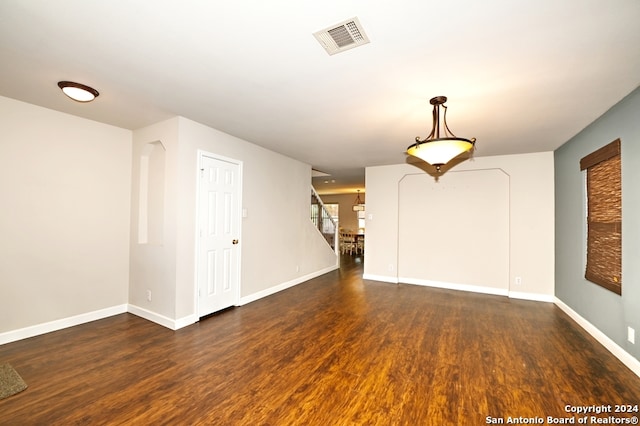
407,96,476,172
57,81,99,102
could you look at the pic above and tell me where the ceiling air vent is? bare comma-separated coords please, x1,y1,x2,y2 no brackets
313,17,370,56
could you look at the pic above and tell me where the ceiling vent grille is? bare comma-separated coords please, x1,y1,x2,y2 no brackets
313,17,370,55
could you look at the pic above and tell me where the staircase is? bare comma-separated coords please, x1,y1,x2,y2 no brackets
310,187,338,252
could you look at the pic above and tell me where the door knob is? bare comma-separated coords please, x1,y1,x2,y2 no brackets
232,239,239,245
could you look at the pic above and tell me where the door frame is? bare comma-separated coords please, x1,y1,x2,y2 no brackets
194,149,243,318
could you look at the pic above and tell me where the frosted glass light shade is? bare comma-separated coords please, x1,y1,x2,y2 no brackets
407,138,474,167
57,81,99,102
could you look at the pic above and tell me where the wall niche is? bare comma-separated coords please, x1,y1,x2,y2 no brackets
138,141,166,245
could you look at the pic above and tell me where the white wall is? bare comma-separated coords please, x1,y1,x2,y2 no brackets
177,118,338,309
0,96,132,335
364,152,555,300
129,116,338,327
129,118,180,322
398,169,510,294
1,102,337,340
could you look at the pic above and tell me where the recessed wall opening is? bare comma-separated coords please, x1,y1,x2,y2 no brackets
138,141,166,245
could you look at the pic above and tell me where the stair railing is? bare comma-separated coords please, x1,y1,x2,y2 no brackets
310,186,338,253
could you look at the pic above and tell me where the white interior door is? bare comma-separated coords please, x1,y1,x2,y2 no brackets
197,153,241,317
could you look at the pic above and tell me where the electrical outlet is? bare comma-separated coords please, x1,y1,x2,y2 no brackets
515,276,522,286
146,290,152,302
628,327,635,344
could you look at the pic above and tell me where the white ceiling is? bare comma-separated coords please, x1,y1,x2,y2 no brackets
1,1,639,194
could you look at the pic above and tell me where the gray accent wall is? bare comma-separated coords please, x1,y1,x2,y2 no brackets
555,87,640,361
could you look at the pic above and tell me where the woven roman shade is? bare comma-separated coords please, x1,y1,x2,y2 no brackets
580,139,621,295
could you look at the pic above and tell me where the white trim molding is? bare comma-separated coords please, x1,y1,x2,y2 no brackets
0,304,128,345
399,277,510,297
239,265,339,306
555,297,640,378
0,266,342,343
175,314,199,330
509,291,555,303
127,304,197,331
366,276,556,304
363,273,399,284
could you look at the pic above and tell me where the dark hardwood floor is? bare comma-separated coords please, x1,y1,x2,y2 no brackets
2,255,640,425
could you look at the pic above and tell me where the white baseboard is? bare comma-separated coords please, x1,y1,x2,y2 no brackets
126,304,195,331
363,273,399,284
131,265,341,328
554,297,640,378
398,276,510,297
365,275,555,304
3,289,636,380
239,264,339,306
0,266,342,343
508,291,555,303
0,304,128,345
174,314,199,330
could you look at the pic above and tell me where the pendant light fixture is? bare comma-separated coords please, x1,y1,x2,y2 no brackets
407,96,475,172
57,81,99,102
352,190,364,212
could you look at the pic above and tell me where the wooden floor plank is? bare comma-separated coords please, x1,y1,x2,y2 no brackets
2,255,639,425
